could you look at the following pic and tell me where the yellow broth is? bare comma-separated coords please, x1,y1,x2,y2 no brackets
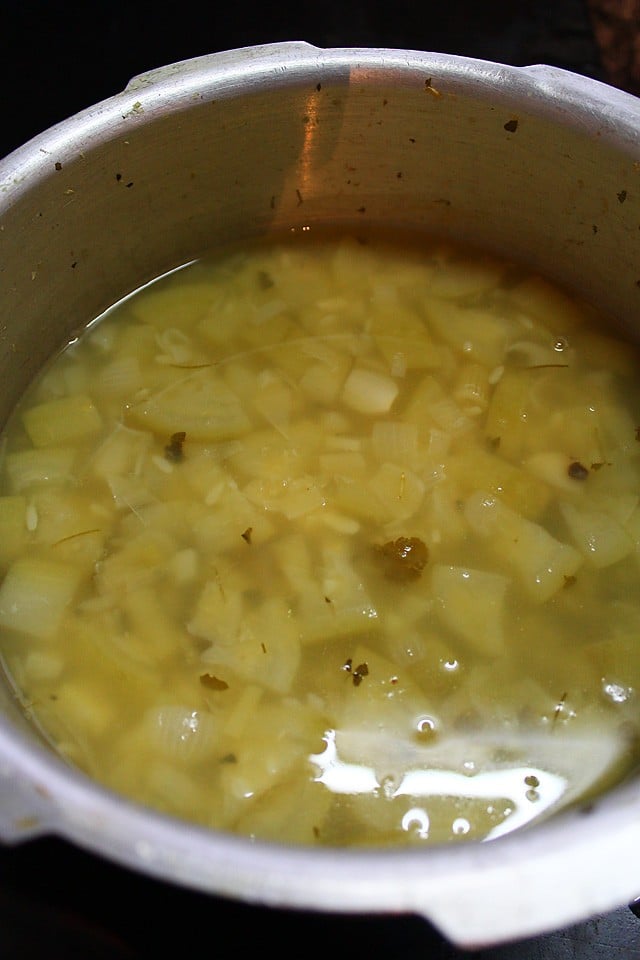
1,231,640,846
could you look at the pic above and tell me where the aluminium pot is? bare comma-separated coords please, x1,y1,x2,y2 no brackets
1,41,640,949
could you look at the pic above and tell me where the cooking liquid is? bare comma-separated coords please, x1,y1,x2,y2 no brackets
1,230,640,846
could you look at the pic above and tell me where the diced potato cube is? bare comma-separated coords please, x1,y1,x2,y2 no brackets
509,274,588,332
275,536,378,645
91,425,152,479
4,447,76,492
544,404,604,468
371,421,419,467
233,771,334,845
129,282,217,329
22,394,103,448
402,374,471,436
187,571,246,646
375,336,452,374
330,475,387,524
222,683,264,739
191,482,275,553
23,649,64,684
96,354,142,398
425,300,511,367
0,558,82,639
464,492,583,602
559,500,634,568
127,368,252,441
29,488,108,557
220,699,323,804
242,299,293,347
95,528,177,595
244,473,326,520
200,597,301,695
106,474,155,513
298,346,351,405
51,679,116,738
122,586,188,659
419,481,468,548
368,462,425,522
430,564,509,656
483,369,539,460
341,366,399,415
254,376,296,431
449,445,551,519
226,420,321,482
524,451,587,494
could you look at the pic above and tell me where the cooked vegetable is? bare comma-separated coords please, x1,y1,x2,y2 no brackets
1,230,639,848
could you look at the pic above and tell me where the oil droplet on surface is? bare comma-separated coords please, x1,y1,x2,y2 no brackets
442,658,459,673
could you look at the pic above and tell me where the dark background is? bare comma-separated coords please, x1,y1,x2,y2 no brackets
2,1,640,958
0,0,610,160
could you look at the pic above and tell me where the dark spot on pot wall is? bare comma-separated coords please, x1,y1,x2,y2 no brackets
504,118,519,132
54,162,62,171
618,189,628,203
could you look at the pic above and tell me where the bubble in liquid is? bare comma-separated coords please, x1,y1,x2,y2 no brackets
401,807,430,839
452,817,471,836
414,715,438,743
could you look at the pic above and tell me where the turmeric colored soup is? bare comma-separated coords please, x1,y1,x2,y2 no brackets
1,230,640,846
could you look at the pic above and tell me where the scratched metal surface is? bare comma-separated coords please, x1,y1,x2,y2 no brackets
2,2,639,958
